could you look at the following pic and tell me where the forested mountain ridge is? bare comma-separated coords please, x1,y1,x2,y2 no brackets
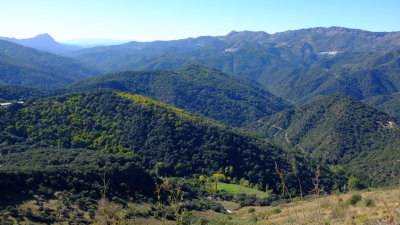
251,95,400,186
65,35,303,83
0,40,101,88
265,49,400,104
253,95,399,163
67,63,291,127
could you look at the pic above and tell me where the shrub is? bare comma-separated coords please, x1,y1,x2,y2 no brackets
348,194,362,205
233,193,257,207
347,176,364,190
248,208,255,213
183,199,225,213
182,214,209,225
272,208,281,214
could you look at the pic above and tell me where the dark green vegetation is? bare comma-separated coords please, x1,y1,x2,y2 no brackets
0,145,154,207
0,84,49,101
0,40,101,89
251,95,400,186
0,89,328,194
67,63,291,127
0,145,155,224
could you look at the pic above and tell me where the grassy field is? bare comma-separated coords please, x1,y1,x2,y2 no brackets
210,182,270,198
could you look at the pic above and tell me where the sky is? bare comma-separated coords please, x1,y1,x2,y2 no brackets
1,0,400,42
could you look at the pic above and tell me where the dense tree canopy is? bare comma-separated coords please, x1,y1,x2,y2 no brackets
0,89,332,194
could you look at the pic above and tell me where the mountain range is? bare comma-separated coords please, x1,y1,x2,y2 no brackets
59,27,400,106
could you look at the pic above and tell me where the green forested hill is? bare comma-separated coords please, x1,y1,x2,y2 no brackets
251,96,400,186
0,40,101,88
0,89,329,194
67,64,291,127
253,96,399,163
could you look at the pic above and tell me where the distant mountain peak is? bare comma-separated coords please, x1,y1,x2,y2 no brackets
34,33,55,41
0,33,81,54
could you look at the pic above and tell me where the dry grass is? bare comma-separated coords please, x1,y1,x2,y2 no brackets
231,188,400,225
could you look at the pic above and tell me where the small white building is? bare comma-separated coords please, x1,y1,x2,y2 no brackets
0,101,24,107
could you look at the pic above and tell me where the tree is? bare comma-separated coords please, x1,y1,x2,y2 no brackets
347,176,364,190
211,174,226,192
154,162,167,176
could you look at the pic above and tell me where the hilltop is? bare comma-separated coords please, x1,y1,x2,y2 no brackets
67,64,291,127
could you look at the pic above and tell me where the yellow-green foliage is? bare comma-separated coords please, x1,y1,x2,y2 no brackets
7,95,129,156
117,92,224,128
117,92,196,121
212,174,227,182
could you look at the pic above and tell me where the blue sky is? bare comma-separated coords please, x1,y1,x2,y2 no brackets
1,0,399,41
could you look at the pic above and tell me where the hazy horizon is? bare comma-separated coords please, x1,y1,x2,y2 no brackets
1,0,400,42
3,25,400,46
